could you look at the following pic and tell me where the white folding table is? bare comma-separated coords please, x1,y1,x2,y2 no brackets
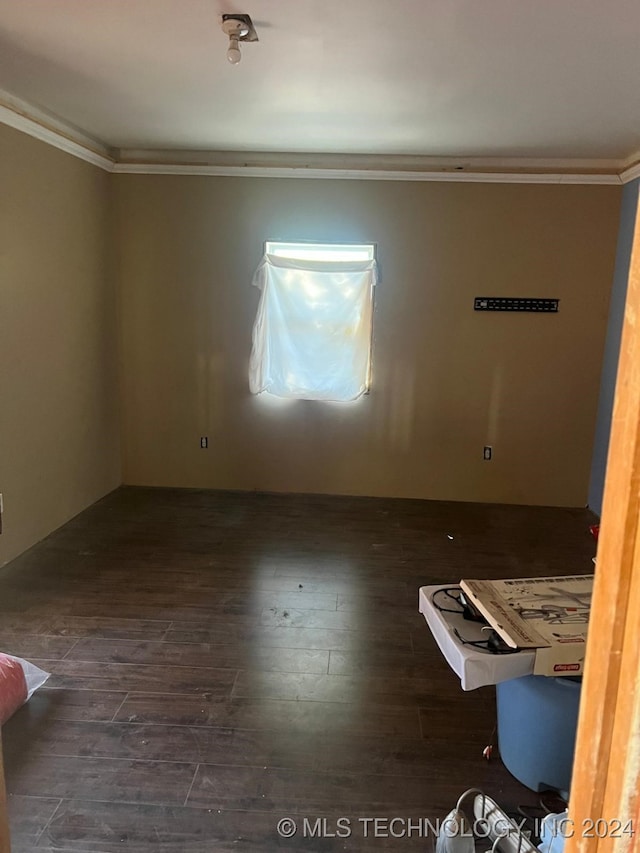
418,584,536,690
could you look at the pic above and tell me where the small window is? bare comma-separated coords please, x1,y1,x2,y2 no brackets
249,242,377,402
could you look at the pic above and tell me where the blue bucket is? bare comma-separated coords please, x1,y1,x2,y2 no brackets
496,674,582,798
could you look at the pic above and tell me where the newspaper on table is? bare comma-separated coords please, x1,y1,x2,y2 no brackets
460,574,594,676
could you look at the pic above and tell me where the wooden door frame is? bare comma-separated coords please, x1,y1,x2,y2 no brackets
566,196,640,852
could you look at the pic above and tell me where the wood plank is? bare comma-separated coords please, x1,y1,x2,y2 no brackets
328,648,443,678
33,660,238,696
46,616,171,641
6,688,128,724
186,762,477,812
4,754,196,807
114,694,422,737
63,638,330,674
4,719,199,765
0,635,77,660
47,590,339,615
5,795,60,851
231,670,482,707
165,624,413,653
258,605,418,631
566,191,640,852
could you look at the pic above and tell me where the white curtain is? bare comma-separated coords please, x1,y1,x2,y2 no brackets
249,253,377,402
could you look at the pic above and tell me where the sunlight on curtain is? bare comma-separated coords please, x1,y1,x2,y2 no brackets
249,249,377,402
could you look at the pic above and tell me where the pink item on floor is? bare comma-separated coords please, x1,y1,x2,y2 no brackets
0,653,49,724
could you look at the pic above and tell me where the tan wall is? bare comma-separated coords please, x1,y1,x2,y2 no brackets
115,175,620,506
0,124,121,567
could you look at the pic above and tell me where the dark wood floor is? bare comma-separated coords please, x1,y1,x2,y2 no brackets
0,487,596,852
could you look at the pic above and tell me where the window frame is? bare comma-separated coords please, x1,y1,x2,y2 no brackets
264,240,377,264
255,240,378,400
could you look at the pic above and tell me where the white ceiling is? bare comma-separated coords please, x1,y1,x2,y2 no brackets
1,0,640,164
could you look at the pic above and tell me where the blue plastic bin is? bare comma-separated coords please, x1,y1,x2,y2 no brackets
496,674,582,797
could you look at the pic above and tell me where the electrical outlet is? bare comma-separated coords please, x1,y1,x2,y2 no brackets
483,446,492,461
200,437,208,449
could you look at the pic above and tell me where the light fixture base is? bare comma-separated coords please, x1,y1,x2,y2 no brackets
221,13,258,42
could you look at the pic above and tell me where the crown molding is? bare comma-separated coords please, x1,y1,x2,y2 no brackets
0,89,636,184
0,89,115,171
116,148,624,172
114,148,624,183
112,161,622,184
620,160,640,184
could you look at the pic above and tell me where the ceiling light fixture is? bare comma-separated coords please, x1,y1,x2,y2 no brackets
220,13,258,65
